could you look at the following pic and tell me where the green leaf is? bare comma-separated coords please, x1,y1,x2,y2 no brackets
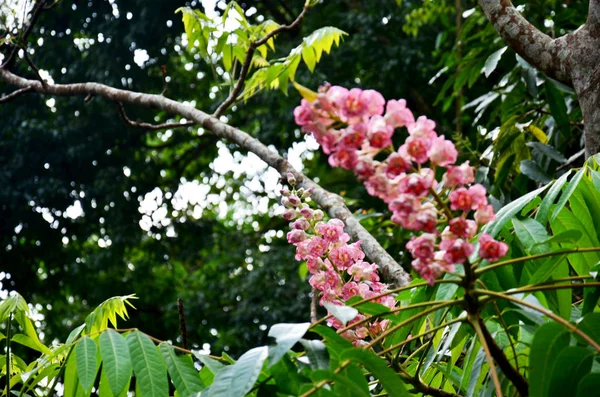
323,302,358,326
482,46,507,78
576,313,600,346
311,325,353,356
267,322,310,366
301,46,316,72
98,368,130,397
192,352,226,375
482,185,549,238
340,349,410,397
99,329,132,396
64,350,86,397
547,347,594,397
299,339,329,370
545,79,571,137
75,336,99,394
526,142,567,163
529,322,570,397
10,334,52,355
577,373,600,397
513,218,548,250
159,343,204,397
533,229,582,246
536,170,571,225
550,168,585,222
520,160,551,183
203,346,268,397
126,330,168,397
334,364,370,397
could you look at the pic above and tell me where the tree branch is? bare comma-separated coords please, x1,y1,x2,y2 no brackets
0,68,411,287
478,0,572,85
0,86,32,103
212,4,309,118
589,0,600,28
116,102,196,131
1,0,47,70
477,318,528,396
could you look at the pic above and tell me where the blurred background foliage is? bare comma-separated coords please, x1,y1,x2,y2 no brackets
0,0,589,357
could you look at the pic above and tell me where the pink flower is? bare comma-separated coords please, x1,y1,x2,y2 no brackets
328,147,358,170
362,90,386,116
282,209,299,221
407,116,437,140
449,188,473,212
287,229,307,244
317,219,345,243
406,233,437,261
398,172,433,197
443,162,475,187
354,157,377,179
325,85,349,111
300,207,314,219
384,99,415,128
348,261,379,282
365,174,394,202
448,217,477,239
330,245,355,270
412,259,444,286
308,236,329,257
367,116,394,148
403,137,431,164
389,194,420,216
338,123,367,149
385,152,412,178
293,99,314,126
342,88,369,120
342,282,370,300
468,184,488,210
295,240,311,260
429,136,458,167
440,239,474,264
474,204,496,225
309,271,328,290
479,233,508,262
414,203,438,232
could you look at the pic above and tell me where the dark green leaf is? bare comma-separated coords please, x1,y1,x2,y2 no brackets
159,343,204,397
520,160,551,183
126,330,168,397
576,373,600,397
99,330,132,396
299,339,329,370
545,79,571,137
536,171,571,225
529,322,570,397
547,347,594,397
550,168,585,222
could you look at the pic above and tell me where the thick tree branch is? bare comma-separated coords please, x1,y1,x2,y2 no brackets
116,102,196,131
0,68,411,287
478,0,572,85
212,4,309,118
589,0,600,28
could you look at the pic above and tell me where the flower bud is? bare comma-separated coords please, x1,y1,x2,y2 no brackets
301,188,313,199
287,195,301,206
282,197,294,209
286,172,296,186
313,209,324,221
282,209,299,221
292,218,310,230
300,207,314,219
296,188,305,197
280,187,291,197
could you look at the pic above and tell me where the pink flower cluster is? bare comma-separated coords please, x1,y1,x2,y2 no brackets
294,85,509,285
281,179,395,346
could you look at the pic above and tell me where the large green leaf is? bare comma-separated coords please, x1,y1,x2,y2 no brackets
75,336,99,394
126,330,168,397
98,368,130,397
203,346,268,397
551,208,600,275
98,329,132,396
550,168,584,222
547,347,594,397
64,350,85,397
300,339,329,370
576,313,600,346
536,170,571,225
159,343,204,397
267,322,310,366
577,373,600,397
482,185,548,238
340,349,410,397
545,79,571,137
529,322,570,397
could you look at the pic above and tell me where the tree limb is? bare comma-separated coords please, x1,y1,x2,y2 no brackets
212,4,309,118
0,68,411,287
478,0,572,85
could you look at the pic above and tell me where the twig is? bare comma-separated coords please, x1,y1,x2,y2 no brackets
557,148,585,170
470,316,503,397
310,288,318,323
476,318,528,396
0,86,32,103
1,0,47,70
22,48,45,84
160,65,168,96
212,4,309,118
177,298,188,350
116,102,196,130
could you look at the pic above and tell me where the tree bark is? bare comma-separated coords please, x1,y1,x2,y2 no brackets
0,68,412,288
479,0,600,157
